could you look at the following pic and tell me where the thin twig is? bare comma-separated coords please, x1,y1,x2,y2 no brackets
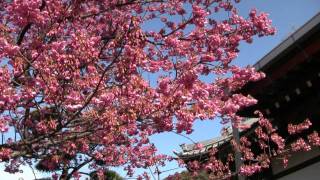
28,163,37,180
148,167,156,180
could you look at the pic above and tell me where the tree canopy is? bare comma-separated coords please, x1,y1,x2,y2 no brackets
1,0,318,180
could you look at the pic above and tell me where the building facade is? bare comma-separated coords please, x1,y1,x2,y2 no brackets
176,12,320,180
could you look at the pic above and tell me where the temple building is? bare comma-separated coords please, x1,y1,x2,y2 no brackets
175,12,320,180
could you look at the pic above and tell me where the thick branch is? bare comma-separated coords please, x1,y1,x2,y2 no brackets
16,0,46,45
65,158,93,180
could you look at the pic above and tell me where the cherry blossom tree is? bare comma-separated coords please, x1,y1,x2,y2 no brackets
0,0,300,179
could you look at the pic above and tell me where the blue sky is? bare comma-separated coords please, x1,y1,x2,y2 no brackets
1,0,320,179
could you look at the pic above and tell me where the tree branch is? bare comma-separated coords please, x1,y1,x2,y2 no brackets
65,158,93,180
16,0,46,45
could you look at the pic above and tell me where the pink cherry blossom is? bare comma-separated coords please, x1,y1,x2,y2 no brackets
308,131,320,147
0,0,288,179
288,118,312,135
291,138,311,152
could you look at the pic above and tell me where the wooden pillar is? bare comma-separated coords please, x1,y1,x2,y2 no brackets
232,125,245,180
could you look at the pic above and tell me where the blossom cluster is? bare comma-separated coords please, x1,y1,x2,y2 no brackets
308,131,320,147
288,118,312,135
240,164,262,176
291,138,311,152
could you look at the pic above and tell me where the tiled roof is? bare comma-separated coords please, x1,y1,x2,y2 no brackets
176,118,259,159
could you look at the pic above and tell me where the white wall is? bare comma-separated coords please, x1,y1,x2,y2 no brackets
271,148,320,175
278,161,320,180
